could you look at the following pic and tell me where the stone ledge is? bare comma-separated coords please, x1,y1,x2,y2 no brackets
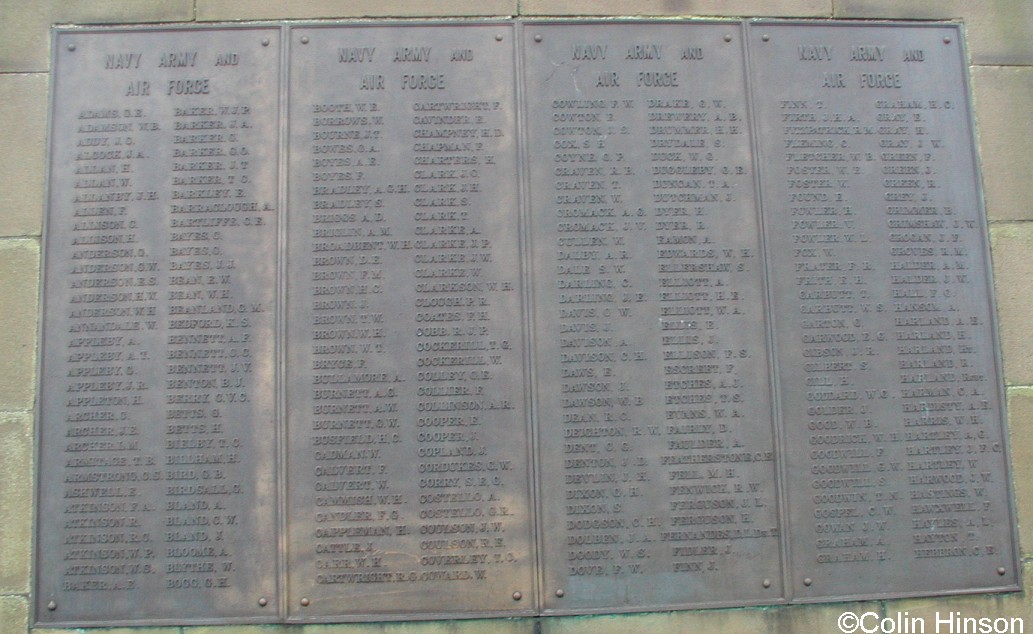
878,559,1033,630
298,618,533,634
35,627,179,634
518,0,831,17
197,0,520,21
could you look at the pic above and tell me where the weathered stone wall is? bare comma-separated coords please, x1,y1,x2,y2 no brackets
3,1,1030,632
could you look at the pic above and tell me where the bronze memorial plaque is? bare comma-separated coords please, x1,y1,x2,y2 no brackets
284,23,536,621
37,27,281,625
523,22,783,614
748,21,1018,599
35,19,1019,627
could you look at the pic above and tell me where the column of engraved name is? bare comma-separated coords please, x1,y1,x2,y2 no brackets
60,90,159,597
781,94,883,567
164,84,273,593
408,95,522,578
875,88,1002,564
647,92,778,576
306,97,398,583
551,93,630,576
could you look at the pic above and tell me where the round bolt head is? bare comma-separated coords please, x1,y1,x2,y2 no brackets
762,579,771,588
47,600,57,611
512,591,522,601
724,34,733,42
67,44,76,51
496,34,503,42
944,36,952,44
534,35,543,43
258,597,268,607
762,34,770,42
261,37,270,46
555,588,565,597
998,567,1007,576
301,36,310,45
300,597,310,607
803,577,813,586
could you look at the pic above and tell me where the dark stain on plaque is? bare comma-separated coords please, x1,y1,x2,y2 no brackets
36,26,281,626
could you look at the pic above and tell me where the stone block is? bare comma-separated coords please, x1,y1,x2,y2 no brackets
770,601,876,633
0,1,194,73
300,618,533,634
519,0,830,17
972,67,1033,222
0,413,32,594
0,2,53,73
540,608,771,634
0,74,47,238
185,626,293,634
0,240,38,410
197,0,519,21
834,0,1033,66
1007,387,1033,557
990,224,1033,385
0,595,28,634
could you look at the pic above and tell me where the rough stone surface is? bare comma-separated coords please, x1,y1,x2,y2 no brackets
1007,388,1033,557
0,0,194,72
0,240,38,410
770,602,876,633
0,74,47,238
300,619,533,634
197,0,519,20
880,559,1033,628
0,413,32,594
972,67,1033,222
834,0,1033,65
990,224,1033,385
185,626,293,634
0,595,28,634
519,0,830,16
539,608,771,634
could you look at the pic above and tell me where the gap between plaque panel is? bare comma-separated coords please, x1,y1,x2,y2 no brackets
275,20,291,623
512,18,547,617
740,18,799,608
